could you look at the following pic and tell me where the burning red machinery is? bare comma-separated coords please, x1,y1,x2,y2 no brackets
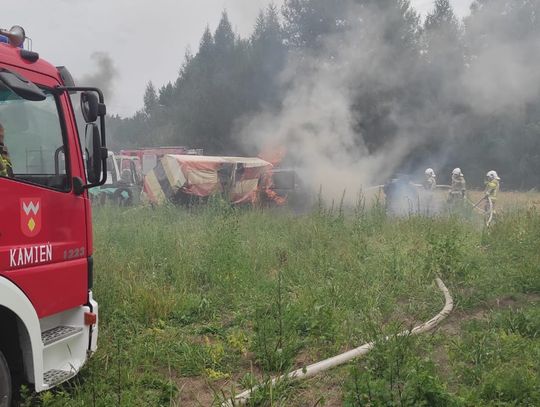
144,154,274,205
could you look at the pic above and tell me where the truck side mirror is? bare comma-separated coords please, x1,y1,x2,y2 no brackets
57,85,108,189
80,91,99,123
85,123,104,184
80,91,105,123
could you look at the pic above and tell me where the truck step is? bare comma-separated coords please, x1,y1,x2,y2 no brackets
41,326,83,346
43,369,76,387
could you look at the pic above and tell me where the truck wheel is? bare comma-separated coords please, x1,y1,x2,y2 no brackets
0,351,11,407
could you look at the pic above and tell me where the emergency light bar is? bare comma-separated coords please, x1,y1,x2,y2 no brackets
0,25,29,49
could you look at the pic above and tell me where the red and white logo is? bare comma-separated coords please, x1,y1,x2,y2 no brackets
20,198,42,237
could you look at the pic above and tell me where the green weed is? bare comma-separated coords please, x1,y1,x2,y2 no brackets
19,203,540,405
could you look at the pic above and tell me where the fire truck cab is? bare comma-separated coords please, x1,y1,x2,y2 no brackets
0,26,107,405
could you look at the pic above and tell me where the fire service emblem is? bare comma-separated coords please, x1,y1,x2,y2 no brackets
20,198,41,237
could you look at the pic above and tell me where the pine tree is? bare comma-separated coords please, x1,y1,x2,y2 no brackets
282,0,351,50
421,0,465,107
158,82,174,107
143,81,158,117
214,11,235,54
197,26,214,69
423,0,464,71
249,4,288,109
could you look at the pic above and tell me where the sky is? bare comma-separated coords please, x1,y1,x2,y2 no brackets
3,0,473,117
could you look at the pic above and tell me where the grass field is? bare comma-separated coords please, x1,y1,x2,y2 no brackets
21,196,540,406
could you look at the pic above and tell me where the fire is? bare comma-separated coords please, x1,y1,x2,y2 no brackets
259,171,287,206
258,146,288,206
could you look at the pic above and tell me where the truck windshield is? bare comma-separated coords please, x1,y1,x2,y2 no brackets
0,87,68,191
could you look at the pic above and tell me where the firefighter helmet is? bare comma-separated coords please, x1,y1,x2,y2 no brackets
425,168,435,177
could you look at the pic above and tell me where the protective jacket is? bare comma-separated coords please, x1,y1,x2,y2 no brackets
484,179,499,201
423,176,436,191
0,153,12,177
450,175,466,197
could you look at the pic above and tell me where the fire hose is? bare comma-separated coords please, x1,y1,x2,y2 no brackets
467,195,494,226
223,278,453,406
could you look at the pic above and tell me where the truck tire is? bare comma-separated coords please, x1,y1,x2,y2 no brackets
0,351,11,407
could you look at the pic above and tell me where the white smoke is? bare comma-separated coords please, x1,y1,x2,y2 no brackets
237,0,539,203
238,3,424,203
462,10,540,115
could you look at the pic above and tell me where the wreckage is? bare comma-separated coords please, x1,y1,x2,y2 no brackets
143,154,284,205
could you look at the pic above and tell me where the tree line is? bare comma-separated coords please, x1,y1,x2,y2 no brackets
108,0,540,189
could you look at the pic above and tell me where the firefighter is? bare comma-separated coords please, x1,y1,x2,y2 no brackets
0,123,12,178
384,174,419,215
422,168,437,213
484,170,500,215
423,168,436,191
448,168,466,204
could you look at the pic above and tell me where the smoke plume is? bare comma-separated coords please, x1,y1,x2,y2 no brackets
238,3,424,203
237,0,540,203
79,51,118,101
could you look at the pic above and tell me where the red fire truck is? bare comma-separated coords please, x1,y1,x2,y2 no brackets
0,26,107,405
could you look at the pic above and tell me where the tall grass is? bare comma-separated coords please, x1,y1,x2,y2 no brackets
23,201,540,406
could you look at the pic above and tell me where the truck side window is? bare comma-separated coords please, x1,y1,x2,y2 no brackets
0,88,69,191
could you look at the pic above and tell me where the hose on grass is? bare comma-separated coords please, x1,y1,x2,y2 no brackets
466,196,494,226
223,278,453,406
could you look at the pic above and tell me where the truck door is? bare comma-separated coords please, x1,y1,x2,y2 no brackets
0,72,88,318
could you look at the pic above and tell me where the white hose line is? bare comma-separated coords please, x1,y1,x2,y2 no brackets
224,278,453,406
466,197,486,214
365,184,384,191
466,196,494,225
